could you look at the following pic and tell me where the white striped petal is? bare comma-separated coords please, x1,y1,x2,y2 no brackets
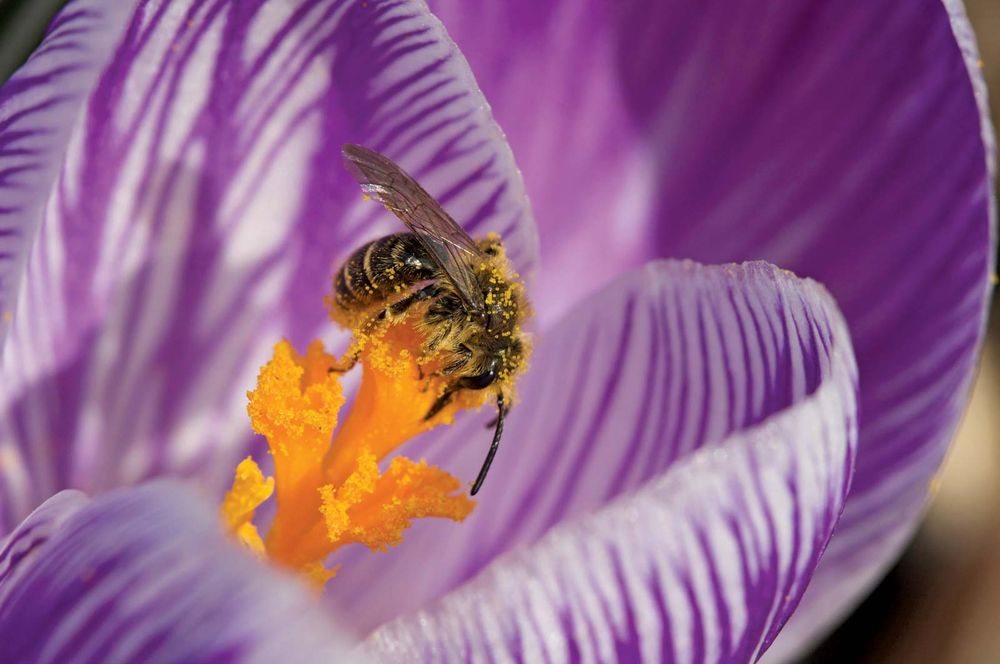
0,1,135,351
331,261,858,664
0,0,536,533
0,489,87,608
0,482,362,663
429,0,995,656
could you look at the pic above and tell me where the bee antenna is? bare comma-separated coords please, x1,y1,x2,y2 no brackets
470,392,505,496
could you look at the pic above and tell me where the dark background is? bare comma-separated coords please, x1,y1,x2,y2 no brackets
1,1,998,661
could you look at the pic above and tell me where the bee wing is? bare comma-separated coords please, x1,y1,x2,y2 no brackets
341,144,486,313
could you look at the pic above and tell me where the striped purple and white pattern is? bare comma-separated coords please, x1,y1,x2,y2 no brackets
364,261,857,662
0,261,858,663
0,482,360,663
0,0,536,532
0,0,992,661
428,0,996,657
0,2,135,350
0,489,87,608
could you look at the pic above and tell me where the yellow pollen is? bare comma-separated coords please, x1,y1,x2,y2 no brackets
223,232,529,587
221,331,475,584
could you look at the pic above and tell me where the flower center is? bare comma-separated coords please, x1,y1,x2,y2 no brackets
220,230,529,586
220,325,482,585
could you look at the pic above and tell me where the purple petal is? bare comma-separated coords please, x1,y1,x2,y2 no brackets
429,0,994,652
0,1,135,351
331,261,856,637
0,482,360,663
359,261,857,661
770,3,997,655
0,0,536,533
0,489,87,606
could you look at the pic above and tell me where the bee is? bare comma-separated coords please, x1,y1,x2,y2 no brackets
332,144,530,495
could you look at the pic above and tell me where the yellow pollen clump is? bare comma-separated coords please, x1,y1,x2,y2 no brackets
319,449,469,551
221,333,475,584
222,228,530,586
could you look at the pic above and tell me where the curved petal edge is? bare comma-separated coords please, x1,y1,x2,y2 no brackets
763,1,997,658
364,260,859,663
0,481,362,663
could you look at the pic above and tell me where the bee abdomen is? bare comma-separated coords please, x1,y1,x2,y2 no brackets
334,233,436,310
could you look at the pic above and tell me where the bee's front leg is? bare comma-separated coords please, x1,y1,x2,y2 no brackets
424,384,458,421
418,366,448,394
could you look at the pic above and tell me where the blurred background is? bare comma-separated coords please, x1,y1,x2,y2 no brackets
0,1,998,661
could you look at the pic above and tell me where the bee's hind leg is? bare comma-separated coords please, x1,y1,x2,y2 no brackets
328,308,389,374
331,284,443,375
388,283,442,319
360,283,442,338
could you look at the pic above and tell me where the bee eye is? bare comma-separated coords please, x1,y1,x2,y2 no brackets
460,370,497,390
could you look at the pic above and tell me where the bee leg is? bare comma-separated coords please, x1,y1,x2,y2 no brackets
328,351,359,373
417,365,437,393
423,385,458,421
424,330,446,353
356,284,443,339
388,283,442,318
328,314,386,373
471,392,505,496
333,285,445,375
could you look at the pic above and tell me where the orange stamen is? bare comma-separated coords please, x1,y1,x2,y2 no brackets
325,323,488,487
221,232,528,587
222,329,475,584
220,456,273,556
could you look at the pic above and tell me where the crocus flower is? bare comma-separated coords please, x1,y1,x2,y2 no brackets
0,0,992,662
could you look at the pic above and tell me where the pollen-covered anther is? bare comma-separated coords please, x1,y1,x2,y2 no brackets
247,340,342,464
222,331,476,587
320,449,473,552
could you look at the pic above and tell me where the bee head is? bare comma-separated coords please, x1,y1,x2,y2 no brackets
459,356,500,390
454,331,525,388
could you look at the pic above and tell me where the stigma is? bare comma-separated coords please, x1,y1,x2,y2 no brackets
220,326,479,586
